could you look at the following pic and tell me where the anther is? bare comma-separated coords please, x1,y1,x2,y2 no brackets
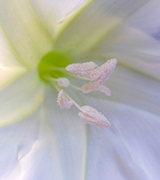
78,105,111,127
46,77,70,87
57,78,70,87
47,59,117,128
66,61,98,78
57,90,73,109
89,59,117,84
81,82,111,96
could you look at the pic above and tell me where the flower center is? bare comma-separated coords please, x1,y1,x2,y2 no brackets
38,51,117,127
38,51,73,80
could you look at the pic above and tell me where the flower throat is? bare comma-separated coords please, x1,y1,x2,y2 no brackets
38,51,117,127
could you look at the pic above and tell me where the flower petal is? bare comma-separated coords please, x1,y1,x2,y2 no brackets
126,1,160,40
18,108,63,180
88,27,160,81
44,87,87,180
86,65,160,116
0,0,52,68
0,91,87,180
0,107,62,180
0,112,39,180
30,0,88,37
109,65,160,116
54,0,148,55
0,71,44,127
0,28,26,89
80,66,160,179
85,102,160,180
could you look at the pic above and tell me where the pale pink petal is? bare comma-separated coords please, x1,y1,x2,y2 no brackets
81,82,111,96
57,90,73,109
90,59,117,84
66,61,98,77
78,105,111,127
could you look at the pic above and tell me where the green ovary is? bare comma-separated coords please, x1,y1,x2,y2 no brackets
38,51,73,80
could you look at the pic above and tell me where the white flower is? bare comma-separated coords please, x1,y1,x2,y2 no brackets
0,0,160,180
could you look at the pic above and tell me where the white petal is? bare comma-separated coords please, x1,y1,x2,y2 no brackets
54,0,148,55
0,112,39,180
19,108,63,180
0,0,52,68
89,65,160,117
0,107,62,180
85,102,160,180
0,91,87,179
0,92,86,180
44,87,87,180
89,27,160,81
110,65,160,116
126,1,160,40
0,28,26,89
81,66,160,179
30,0,88,37
112,105,160,180
0,71,44,127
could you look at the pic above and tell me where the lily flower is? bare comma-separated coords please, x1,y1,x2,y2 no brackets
0,0,160,179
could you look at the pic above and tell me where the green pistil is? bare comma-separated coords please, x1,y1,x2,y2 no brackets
38,51,73,80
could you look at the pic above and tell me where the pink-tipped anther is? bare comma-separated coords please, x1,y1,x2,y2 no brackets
57,78,70,87
90,59,117,84
81,82,111,96
66,61,98,77
78,105,111,127
57,90,73,109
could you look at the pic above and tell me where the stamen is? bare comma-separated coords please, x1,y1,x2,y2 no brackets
66,61,98,78
57,90,73,109
64,92,82,110
70,83,81,91
81,82,111,96
78,105,111,127
53,83,82,110
57,78,70,87
43,58,117,128
67,73,90,80
90,59,117,84
47,77,70,87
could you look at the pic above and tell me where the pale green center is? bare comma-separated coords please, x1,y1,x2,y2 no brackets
38,51,73,81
